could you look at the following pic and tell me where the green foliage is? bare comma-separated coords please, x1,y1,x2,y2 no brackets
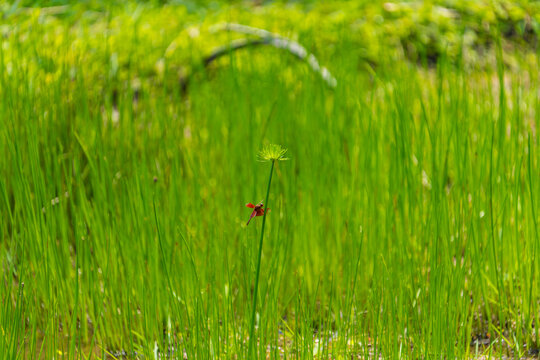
0,0,539,359
1,0,537,100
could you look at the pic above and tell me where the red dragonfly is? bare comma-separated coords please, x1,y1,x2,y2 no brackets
245,202,270,225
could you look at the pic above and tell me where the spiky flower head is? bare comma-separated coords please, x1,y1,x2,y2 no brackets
258,143,288,162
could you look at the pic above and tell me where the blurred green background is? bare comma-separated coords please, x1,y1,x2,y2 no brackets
1,0,539,358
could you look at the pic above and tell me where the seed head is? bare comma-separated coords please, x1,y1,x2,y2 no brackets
258,144,288,162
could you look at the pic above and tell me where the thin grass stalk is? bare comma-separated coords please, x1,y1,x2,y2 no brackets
248,160,275,359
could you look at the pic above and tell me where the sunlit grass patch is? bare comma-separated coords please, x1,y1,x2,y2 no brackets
1,1,540,359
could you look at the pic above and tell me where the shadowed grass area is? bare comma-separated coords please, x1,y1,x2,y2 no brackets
1,1,540,359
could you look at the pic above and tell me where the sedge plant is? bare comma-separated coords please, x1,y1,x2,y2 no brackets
247,144,288,359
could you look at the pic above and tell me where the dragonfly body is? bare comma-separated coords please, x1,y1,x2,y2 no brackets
246,202,269,225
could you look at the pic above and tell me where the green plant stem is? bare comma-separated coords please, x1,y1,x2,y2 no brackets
248,160,275,359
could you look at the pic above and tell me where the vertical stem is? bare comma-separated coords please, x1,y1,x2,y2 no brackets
527,136,539,343
248,160,275,359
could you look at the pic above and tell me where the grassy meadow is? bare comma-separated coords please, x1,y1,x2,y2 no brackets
1,1,540,358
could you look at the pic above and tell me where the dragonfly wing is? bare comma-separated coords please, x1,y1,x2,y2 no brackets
246,203,255,208
256,208,270,216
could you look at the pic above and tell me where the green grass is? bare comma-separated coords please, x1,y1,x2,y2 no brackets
1,1,540,359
